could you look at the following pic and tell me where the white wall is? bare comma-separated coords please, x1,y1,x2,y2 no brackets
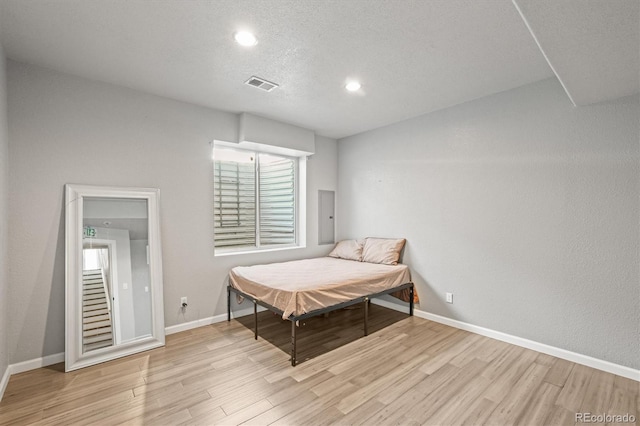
338,78,639,369
7,61,338,364
239,112,315,155
0,28,9,393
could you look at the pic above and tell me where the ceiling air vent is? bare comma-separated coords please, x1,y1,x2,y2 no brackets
244,76,279,92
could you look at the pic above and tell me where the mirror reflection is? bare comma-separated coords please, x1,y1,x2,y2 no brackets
82,197,152,353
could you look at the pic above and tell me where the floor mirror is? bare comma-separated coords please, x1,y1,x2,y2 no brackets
65,184,165,371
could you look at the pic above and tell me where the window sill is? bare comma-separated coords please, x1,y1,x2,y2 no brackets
214,244,306,257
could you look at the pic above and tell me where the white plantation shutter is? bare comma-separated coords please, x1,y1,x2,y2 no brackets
213,160,256,248
259,154,295,245
213,148,297,250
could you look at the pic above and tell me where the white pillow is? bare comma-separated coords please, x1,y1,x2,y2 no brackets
362,238,406,265
328,239,365,261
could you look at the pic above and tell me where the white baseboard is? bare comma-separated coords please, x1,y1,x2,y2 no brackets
372,299,640,382
8,352,65,376
165,306,264,335
0,366,9,401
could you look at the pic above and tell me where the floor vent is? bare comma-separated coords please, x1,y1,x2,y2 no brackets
244,76,279,92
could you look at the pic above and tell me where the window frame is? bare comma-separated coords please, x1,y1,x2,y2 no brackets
213,143,304,256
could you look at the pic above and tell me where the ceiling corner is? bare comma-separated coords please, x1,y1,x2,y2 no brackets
513,0,639,106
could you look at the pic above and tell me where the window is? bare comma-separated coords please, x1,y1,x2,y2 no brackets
213,145,300,253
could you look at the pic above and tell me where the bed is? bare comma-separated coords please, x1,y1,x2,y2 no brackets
227,238,416,366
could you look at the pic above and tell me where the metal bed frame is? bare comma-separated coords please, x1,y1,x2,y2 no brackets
227,282,414,366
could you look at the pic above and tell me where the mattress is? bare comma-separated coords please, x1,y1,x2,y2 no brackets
229,257,412,319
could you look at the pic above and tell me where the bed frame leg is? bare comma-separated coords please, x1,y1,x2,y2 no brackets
254,301,258,340
291,321,297,366
364,297,369,336
227,286,231,322
409,285,414,316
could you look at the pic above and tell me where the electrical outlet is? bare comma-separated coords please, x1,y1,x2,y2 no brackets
181,297,188,307
446,292,453,304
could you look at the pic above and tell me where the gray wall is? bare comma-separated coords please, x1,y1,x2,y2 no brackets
338,78,639,369
130,239,152,337
0,29,9,385
7,61,338,364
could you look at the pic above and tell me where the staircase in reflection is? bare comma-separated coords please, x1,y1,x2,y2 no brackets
82,269,114,352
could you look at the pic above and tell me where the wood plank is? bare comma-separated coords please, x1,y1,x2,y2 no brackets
556,363,595,412
337,353,431,414
270,381,357,426
219,377,296,415
605,375,638,426
455,397,498,425
142,390,210,424
426,369,492,425
579,369,616,422
484,362,550,424
184,405,226,426
365,362,469,425
243,390,317,425
544,404,576,425
0,305,633,426
406,358,489,423
40,390,134,422
544,356,575,387
335,396,387,426
483,347,540,403
515,382,562,425
218,398,273,425
419,332,482,374
481,343,526,381
266,370,333,407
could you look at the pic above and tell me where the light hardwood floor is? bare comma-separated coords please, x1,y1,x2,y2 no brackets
1,305,638,425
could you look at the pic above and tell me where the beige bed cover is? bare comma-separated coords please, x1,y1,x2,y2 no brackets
229,257,412,319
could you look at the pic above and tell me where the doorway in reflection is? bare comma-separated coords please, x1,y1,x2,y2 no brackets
82,198,153,353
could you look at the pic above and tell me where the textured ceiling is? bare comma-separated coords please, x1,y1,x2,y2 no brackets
514,0,639,106
0,1,556,138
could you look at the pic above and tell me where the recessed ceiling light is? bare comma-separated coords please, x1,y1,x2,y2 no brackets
345,81,361,92
234,31,257,47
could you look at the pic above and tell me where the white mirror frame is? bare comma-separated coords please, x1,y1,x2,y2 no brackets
65,184,165,372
